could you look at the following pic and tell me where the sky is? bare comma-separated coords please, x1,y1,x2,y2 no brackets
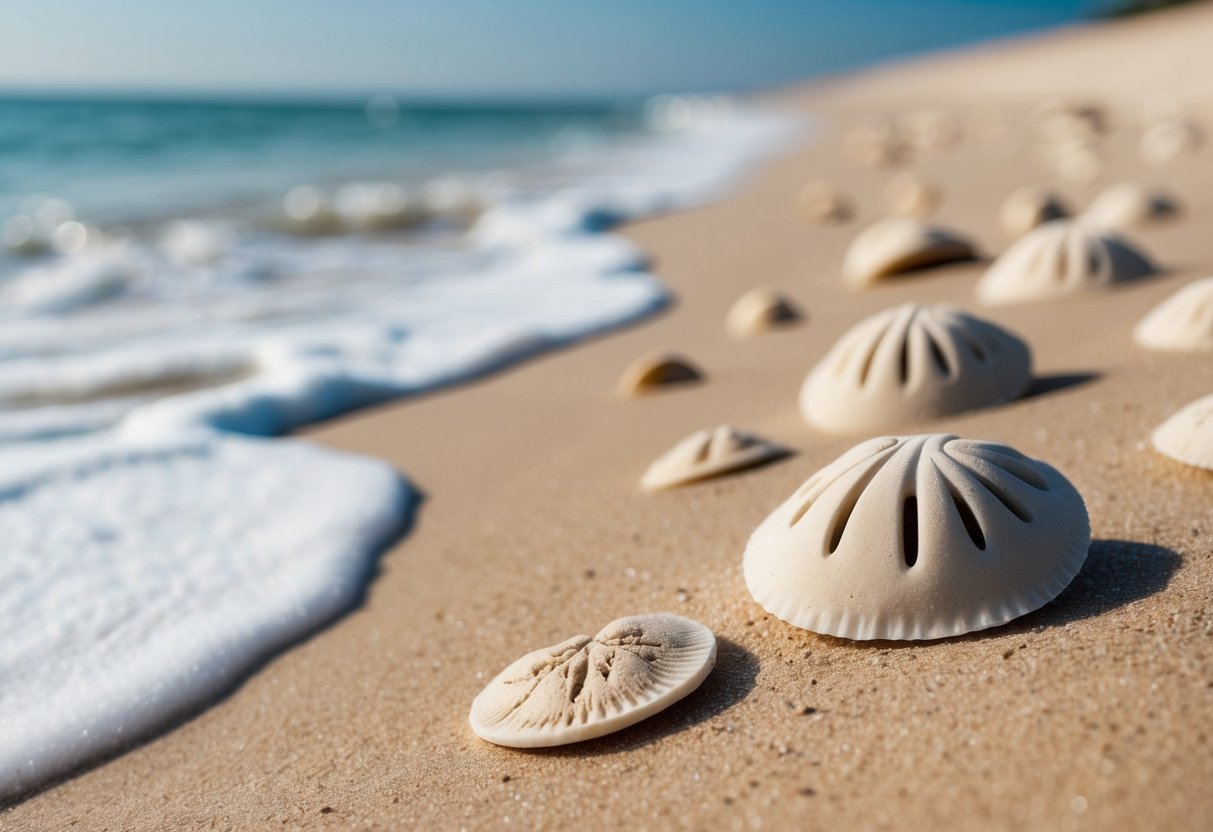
0,0,1098,99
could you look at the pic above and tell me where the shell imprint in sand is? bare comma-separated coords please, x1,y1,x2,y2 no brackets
1134,277,1213,352
799,303,1032,434
1082,182,1179,230
842,217,977,289
469,613,717,747
1000,187,1069,238
796,180,852,225
618,351,703,396
726,286,802,337
743,434,1090,640
976,220,1154,307
883,173,942,218
641,425,789,491
1140,118,1203,165
1152,395,1213,471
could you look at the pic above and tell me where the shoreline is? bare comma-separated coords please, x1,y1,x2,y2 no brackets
8,5,1213,829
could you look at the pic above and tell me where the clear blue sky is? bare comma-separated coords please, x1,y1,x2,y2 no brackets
0,0,1098,99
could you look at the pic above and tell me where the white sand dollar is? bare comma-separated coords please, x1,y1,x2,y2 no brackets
1000,188,1069,238
1083,182,1179,230
469,613,717,747
1152,395,1213,471
796,181,852,225
618,351,703,396
743,434,1090,640
641,425,788,491
842,218,977,289
1134,277,1213,352
976,220,1154,307
725,286,802,337
799,303,1032,434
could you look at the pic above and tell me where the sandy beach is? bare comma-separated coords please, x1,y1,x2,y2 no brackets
7,5,1213,831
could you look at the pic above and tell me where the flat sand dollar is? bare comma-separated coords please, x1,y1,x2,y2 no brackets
800,303,1032,434
1083,182,1179,230
641,425,789,491
618,351,703,396
843,217,977,289
1152,395,1213,471
1134,277,1213,352
976,220,1154,307
743,434,1090,640
725,286,802,337
1000,187,1069,238
469,613,717,747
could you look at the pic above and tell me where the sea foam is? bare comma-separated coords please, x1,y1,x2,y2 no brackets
0,99,797,799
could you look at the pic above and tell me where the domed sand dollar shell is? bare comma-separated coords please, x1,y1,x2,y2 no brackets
1000,187,1069,239
469,613,716,747
1083,182,1179,230
799,304,1032,434
743,434,1090,640
1152,395,1213,471
883,173,942,218
1140,118,1203,165
725,286,802,337
1134,277,1213,353
641,425,789,491
618,351,703,396
796,180,852,225
843,218,976,289
976,220,1154,307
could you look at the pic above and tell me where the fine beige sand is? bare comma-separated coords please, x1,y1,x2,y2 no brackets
8,6,1213,831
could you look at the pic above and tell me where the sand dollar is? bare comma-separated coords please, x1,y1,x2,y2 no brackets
743,434,1090,640
799,303,1032,434
1152,395,1213,471
641,425,788,491
725,286,802,337
1083,182,1179,230
976,220,1154,307
1134,277,1213,353
1000,187,1069,238
469,613,717,747
842,218,977,289
617,351,703,396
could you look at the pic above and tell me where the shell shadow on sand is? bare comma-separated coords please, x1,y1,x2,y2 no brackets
513,637,758,758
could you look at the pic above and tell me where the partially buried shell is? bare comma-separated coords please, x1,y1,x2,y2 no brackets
1152,395,1213,471
1134,277,1213,353
999,187,1069,239
843,218,976,289
618,351,703,396
469,613,717,747
743,434,1090,640
976,220,1154,307
1082,182,1179,230
725,286,802,337
641,425,789,491
799,304,1032,434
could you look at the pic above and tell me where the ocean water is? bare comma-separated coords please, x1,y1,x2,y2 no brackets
0,92,797,797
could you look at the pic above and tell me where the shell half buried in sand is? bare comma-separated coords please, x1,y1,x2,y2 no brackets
469,613,717,747
843,217,977,289
743,434,1090,641
641,425,789,491
1134,276,1213,352
617,351,703,396
1152,395,1213,471
999,187,1069,238
725,286,802,337
799,303,1032,434
1082,182,1179,230
976,219,1154,307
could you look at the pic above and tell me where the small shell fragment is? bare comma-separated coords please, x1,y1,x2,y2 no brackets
641,425,789,491
796,180,852,225
469,613,717,747
1082,182,1179,230
884,174,942,218
1152,395,1213,471
799,303,1032,434
725,286,802,337
843,218,977,289
976,220,1154,307
618,352,703,397
1134,277,1213,352
743,434,1090,640
1000,188,1070,239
